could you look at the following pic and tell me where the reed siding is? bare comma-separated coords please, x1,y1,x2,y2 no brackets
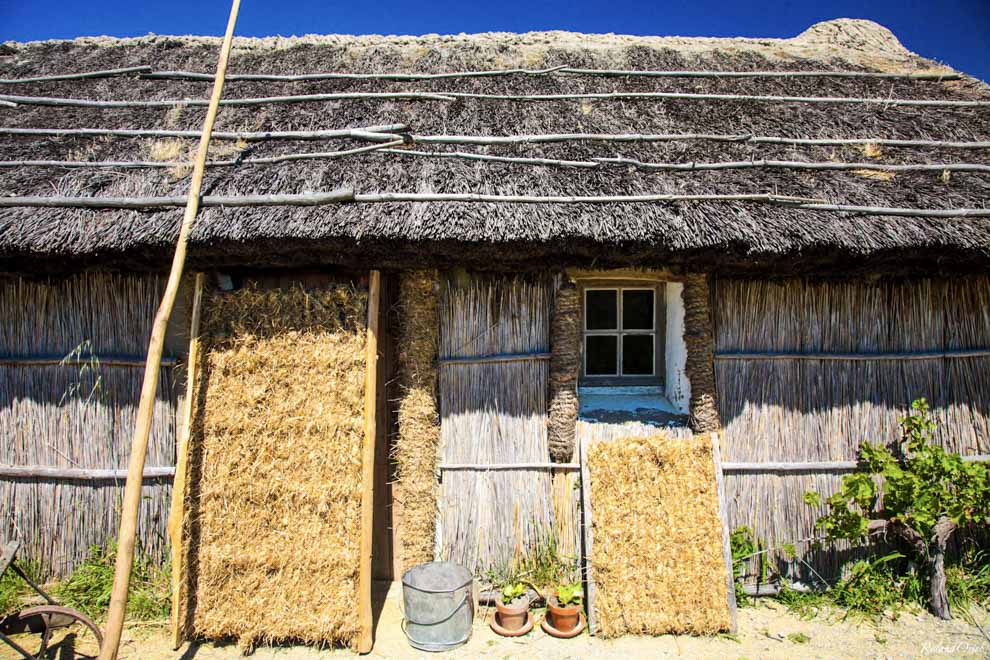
714,276,990,579
436,275,556,574
0,273,178,578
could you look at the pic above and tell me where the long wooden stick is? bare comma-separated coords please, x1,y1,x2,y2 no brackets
710,433,738,633
0,124,406,141
141,66,960,82
1,64,959,84
578,430,598,635
98,2,240,658
0,66,152,84
410,133,990,149
722,455,990,472
0,140,404,170
0,465,174,480
438,352,552,365
0,356,177,367
4,90,987,109
715,348,990,360
5,126,989,150
167,273,204,650
0,90,453,108
358,270,380,654
5,191,990,218
3,151,990,175
594,157,990,174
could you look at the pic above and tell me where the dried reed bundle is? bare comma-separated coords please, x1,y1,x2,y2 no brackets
0,274,176,578
589,433,731,637
186,283,367,649
393,271,441,569
548,278,579,462
551,472,579,561
714,276,990,579
436,276,555,575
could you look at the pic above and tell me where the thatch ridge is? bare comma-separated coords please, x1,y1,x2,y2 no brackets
0,19,988,273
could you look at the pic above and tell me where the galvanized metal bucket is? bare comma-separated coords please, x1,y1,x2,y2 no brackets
401,561,474,652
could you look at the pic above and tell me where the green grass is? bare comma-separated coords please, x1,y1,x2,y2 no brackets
0,559,43,615
55,544,170,621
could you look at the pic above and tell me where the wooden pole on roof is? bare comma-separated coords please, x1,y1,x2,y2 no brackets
358,270,381,654
98,2,240,658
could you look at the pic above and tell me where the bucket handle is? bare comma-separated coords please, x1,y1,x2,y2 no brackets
403,593,470,627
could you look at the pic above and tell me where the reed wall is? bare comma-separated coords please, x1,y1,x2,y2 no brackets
436,275,557,575
714,276,990,579
0,273,177,578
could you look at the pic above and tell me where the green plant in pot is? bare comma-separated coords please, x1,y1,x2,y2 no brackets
495,582,529,632
547,582,583,633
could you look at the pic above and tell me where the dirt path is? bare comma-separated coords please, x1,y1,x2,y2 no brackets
3,585,985,659
109,589,990,660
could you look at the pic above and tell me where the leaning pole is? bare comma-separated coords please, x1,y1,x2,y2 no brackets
98,1,241,657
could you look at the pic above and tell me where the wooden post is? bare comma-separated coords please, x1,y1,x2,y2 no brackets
358,270,381,654
578,425,599,635
98,3,240,658
167,273,205,650
711,432,738,633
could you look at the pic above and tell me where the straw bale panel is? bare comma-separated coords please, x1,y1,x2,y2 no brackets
393,270,441,570
548,279,580,462
0,273,176,578
589,432,731,637
184,284,367,649
715,275,990,579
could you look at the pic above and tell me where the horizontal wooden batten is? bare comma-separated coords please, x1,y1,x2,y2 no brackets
1,192,988,219
715,348,990,361
723,455,990,473
0,355,178,368
6,127,990,151
4,90,987,110
0,465,175,480
0,124,407,141
438,352,552,365
0,64,960,85
0,66,153,84
438,462,581,470
141,67,961,82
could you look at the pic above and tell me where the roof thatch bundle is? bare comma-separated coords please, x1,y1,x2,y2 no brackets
0,19,988,273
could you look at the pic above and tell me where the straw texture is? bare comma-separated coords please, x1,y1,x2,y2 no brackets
548,278,579,462
0,273,176,578
436,275,557,574
393,270,441,569
2,21,989,274
684,274,720,433
715,275,990,579
184,283,367,649
589,432,731,637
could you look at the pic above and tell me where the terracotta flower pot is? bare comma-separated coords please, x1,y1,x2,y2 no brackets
547,597,581,633
495,597,529,632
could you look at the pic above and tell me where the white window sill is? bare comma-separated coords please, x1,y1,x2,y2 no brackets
578,386,689,427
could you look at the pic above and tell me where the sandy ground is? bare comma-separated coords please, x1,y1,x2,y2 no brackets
3,582,987,659
122,582,990,660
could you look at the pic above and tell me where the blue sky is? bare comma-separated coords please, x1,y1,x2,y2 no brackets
1,1,988,81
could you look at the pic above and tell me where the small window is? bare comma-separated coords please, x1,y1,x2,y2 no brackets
581,285,662,385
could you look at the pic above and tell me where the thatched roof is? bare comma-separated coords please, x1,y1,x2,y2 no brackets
1,19,988,273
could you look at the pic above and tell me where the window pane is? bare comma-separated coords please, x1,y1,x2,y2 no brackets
586,335,618,375
622,334,654,375
586,290,617,330
622,289,654,330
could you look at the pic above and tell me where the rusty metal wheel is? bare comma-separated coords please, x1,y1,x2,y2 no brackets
6,605,103,659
